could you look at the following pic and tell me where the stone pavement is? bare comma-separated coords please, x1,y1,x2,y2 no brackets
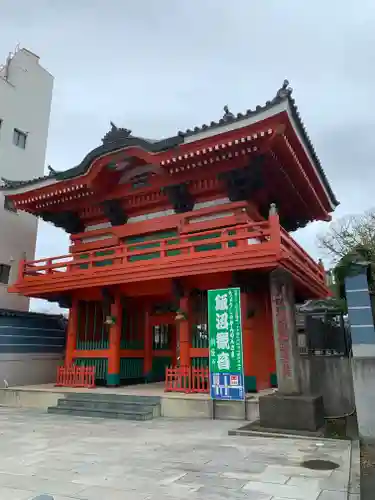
0,408,353,499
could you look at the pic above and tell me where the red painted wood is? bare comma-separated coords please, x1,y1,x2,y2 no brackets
165,366,209,394
56,365,96,388
189,348,209,358
66,299,78,365
73,349,109,358
153,350,174,358
108,295,122,378
13,218,329,299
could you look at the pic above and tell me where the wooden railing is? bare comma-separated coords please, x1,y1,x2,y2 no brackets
279,226,325,283
165,366,209,393
56,365,96,388
21,220,272,277
17,216,326,292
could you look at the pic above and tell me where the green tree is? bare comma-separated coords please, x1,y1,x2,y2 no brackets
318,209,375,295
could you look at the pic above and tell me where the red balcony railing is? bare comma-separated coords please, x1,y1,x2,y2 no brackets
21,220,273,276
14,215,327,297
279,226,326,284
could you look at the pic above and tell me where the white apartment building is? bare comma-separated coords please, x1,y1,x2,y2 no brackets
0,46,54,311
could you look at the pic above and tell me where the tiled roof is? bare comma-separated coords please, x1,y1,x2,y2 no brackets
0,81,338,206
0,129,183,190
177,80,338,206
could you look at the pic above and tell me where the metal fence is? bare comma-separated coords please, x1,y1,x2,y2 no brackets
297,311,351,357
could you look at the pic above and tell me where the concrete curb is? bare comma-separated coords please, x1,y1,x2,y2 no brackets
228,427,348,442
348,439,361,499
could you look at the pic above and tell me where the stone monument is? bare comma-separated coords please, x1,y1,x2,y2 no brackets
258,269,325,432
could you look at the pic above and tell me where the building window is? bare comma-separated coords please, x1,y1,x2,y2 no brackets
13,128,27,149
0,264,11,284
3,196,16,213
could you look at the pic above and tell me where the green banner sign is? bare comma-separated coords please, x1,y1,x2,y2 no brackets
207,287,245,400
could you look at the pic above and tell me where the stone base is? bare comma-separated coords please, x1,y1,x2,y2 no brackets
259,393,324,432
228,420,325,439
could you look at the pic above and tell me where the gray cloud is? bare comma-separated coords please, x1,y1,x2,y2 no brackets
1,0,374,309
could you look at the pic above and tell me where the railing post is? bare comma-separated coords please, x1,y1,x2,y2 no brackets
160,240,166,259
46,258,53,274
88,251,93,270
268,203,282,258
17,258,26,281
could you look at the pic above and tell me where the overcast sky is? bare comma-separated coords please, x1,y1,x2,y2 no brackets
1,1,374,311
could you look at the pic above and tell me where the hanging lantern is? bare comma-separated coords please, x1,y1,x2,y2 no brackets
175,309,187,322
104,315,116,326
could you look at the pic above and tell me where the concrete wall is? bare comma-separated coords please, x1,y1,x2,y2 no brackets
0,386,62,409
299,355,355,417
0,309,65,386
344,266,375,439
351,357,375,439
161,395,259,421
0,47,53,311
0,353,62,388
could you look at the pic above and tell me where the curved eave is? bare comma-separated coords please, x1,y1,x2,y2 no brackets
0,135,184,197
1,85,338,216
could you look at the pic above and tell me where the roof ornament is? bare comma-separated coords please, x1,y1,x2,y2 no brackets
47,165,58,176
269,202,278,216
0,177,15,188
102,121,132,145
276,79,293,99
223,105,235,122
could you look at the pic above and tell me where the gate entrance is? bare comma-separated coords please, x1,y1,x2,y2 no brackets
149,312,176,382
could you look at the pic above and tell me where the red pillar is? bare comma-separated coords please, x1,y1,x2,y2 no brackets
241,291,253,392
178,296,190,367
65,298,78,366
107,294,122,386
144,306,153,381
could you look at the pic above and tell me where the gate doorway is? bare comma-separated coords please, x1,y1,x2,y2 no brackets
149,313,176,382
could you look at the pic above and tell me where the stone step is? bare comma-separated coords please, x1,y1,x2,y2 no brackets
47,405,154,421
64,392,161,405
56,398,160,416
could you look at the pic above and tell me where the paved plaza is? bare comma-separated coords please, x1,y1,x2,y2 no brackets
0,408,353,499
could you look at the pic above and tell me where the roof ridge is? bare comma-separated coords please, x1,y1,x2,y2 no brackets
177,79,292,138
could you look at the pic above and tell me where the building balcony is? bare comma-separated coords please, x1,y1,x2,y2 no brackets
10,214,328,299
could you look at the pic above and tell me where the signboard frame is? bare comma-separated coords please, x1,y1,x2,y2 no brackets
207,287,245,402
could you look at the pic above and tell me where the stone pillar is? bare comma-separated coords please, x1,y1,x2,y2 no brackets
269,269,301,394
345,263,375,439
107,295,122,386
65,298,78,366
257,269,324,432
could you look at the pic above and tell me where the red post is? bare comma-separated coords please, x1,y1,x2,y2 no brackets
144,305,153,381
107,293,122,386
65,298,79,366
268,203,281,257
178,296,190,367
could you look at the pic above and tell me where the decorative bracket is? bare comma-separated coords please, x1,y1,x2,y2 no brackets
101,199,128,226
40,211,84,234
163,183,194,213
219,154,265,202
